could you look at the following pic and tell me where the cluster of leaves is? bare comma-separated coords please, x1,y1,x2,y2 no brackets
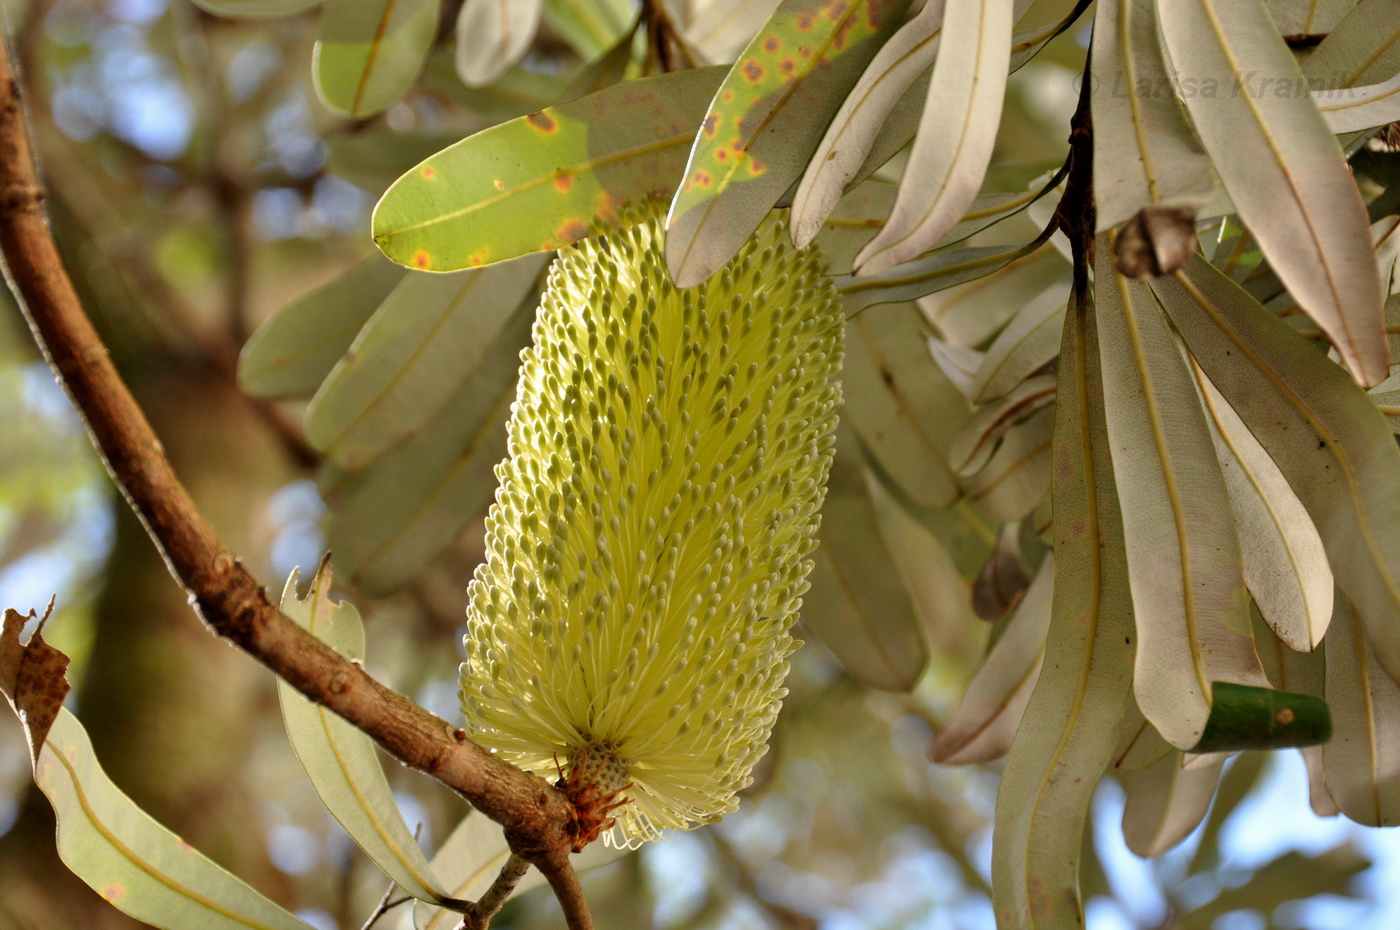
10,0,1400,927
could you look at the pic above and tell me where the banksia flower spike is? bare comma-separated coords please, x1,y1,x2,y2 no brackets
459,201,844,847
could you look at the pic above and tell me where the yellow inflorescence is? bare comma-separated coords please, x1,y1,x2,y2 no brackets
459,202,843,845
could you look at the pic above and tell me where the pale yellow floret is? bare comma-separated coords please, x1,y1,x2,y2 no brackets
460,202,843,845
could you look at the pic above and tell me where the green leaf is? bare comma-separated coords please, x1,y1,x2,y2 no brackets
1090,0,1215,234
864,462,984,662
970,277,1068,403
305,253,547,470
29,709,314,930
413,811,629,930
1121,750,1224,857
373,68,726,272
1175,847,1368,930
961,402,1054,522
842,302,970,510
1194,682,1332,752
237,255,406,400
1194,364,1333,651
1156,0,1388,385
1094,242,1267,751
1186,745,1267,872
1316,70,1400,133
947,372,1056,478
541,0,633,58
836,240,1039,313
932,552,1052,764
811,178,895,275
322,303,532,596
919,240,1069,348
991,294,1135,930
801,426,930,691
1303,0,1400,89
854,0,1015,275
456,0,543,88
664,0,914,288
315,0,442,117
1323,596,1400,826
1267,0,1354,35
1155,255,1400,691
276,563,454,903
192,0,319,17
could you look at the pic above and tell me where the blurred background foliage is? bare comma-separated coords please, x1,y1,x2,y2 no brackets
0,0,1394,928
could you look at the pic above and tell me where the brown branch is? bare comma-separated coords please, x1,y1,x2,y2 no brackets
0,39,592,930
460,853,530,930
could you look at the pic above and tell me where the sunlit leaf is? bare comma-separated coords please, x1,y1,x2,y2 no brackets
373,68,726,272
1323,596,1400,826
991,294,1135,930
933,552,1052,764
1155,255,1400,689
854,0,1014,275
456,0,543,87
1194,365,1333,651
1156,0,1388,385
322,305,532,596
28,709,313,929
1121,750,1223,857
1095,241,1267,751
665,0,914,287
305,253,547,470
842,302,970,509
801,426,930,691
315,0,442,118
276,563,452,904
238,255,406,400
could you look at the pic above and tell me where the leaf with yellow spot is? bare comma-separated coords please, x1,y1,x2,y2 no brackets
373,68,726,272
665,0,914,288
